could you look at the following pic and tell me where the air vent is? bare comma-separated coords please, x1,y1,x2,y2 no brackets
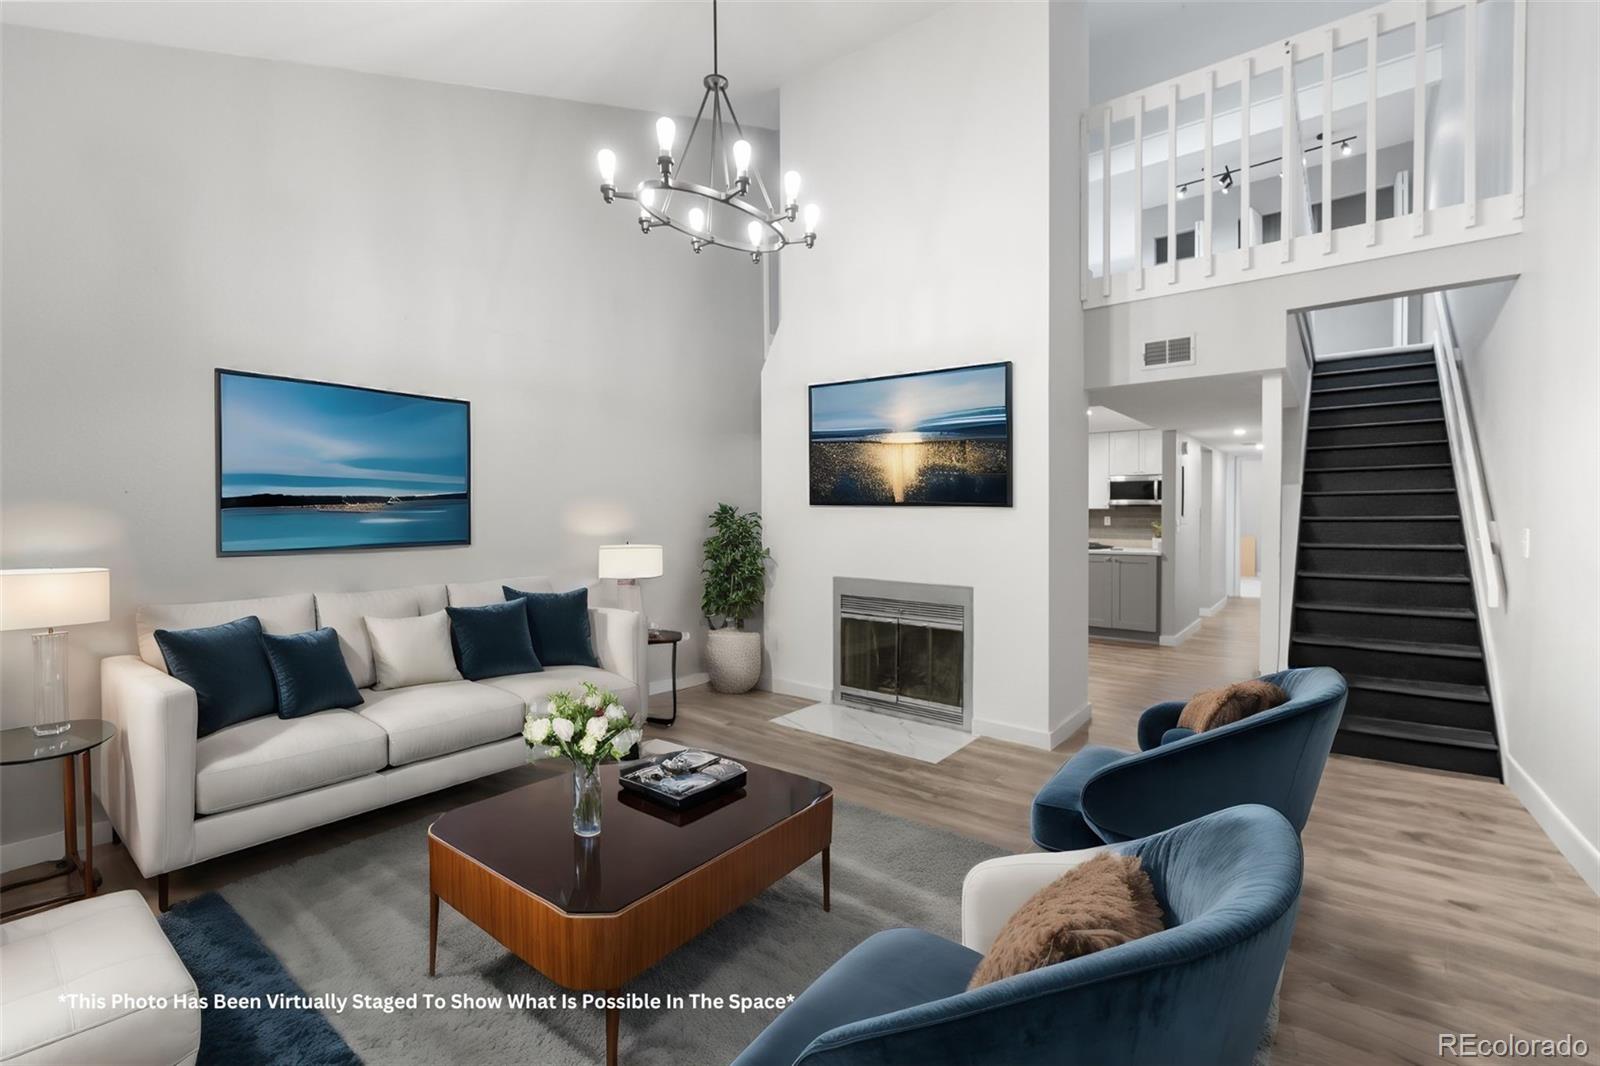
1141,335,1196,370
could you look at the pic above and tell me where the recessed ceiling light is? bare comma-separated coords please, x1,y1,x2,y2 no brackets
1254,442,1265,451
1232,427,1246,436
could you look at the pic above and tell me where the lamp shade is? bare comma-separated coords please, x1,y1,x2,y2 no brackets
0,568,111,631
597,544,663,581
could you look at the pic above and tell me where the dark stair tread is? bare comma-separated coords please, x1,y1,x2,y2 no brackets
1311,398,1445,414
1308,417,1446,432
1296,571,1469,583
1300,515,1461,522
1294,602,1476,620
1306,440,1447,452
1312,379,1441,396
1292,633,1483,659
1307,463,1453,472
1313,359,1435,379
1344,674,1491,703
1299,542,1465,551
1338,715,1498,750
1303,488,1456,496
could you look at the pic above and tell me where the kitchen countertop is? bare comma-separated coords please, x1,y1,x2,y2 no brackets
1088,546,1163,557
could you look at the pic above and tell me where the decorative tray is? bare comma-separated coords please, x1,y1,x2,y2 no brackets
619,750,748,810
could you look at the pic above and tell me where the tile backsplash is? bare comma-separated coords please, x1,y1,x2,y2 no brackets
1089,506,1162,548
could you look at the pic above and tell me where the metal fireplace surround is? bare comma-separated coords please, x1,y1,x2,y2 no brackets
832,577,974,732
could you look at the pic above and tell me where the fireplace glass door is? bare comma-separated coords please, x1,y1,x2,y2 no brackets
838,597,965,725
839,617,898,698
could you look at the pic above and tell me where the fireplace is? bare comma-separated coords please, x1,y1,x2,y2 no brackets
833,578,973,730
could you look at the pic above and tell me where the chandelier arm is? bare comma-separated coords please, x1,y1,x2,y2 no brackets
678,86,713,177
718,87,778,214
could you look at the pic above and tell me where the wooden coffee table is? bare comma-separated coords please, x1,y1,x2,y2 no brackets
427,760,833,1066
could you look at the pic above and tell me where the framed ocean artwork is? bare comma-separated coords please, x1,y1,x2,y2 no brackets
215,369,471,555
808,362,1012,507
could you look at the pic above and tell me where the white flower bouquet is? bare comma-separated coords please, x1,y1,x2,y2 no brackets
523,681,640,773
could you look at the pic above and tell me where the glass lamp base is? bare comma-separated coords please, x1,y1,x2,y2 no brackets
33,629,71,735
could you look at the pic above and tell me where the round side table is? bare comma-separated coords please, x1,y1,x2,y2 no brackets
0,719,116,919
646,628,685,726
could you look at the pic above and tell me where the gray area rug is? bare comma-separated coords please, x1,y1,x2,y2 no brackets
219,797,1004,1065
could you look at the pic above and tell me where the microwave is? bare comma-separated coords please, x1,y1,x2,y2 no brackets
1108,474,1162,506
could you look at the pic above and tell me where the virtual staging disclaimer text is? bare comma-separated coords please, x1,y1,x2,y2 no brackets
56,990,799,1017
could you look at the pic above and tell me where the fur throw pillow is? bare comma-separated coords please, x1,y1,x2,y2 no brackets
968,852,1165,990
1177,679,1289,732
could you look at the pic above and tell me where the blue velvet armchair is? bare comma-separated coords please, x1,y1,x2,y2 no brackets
731,805,1303,1066
1031,666,1347,852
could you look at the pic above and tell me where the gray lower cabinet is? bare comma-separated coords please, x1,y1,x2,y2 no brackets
1088,553,1160,633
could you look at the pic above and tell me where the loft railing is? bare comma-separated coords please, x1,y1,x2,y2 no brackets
1082,0,1526,308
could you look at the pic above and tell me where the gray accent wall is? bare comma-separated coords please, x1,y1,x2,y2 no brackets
0,29,767,852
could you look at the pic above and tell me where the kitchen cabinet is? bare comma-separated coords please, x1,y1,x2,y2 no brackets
1087,556,1115,627
1139,430,1164,476
1087,552,1160,633
1105,429,1164,476
1087,433,1109,509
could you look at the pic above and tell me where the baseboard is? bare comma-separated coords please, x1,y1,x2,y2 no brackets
767,676,831,703
974,703,1090,752
1199,595,1229,617
650,672,709,696
1504,753,1600,894
1159,617,1203,647
0,820,113,875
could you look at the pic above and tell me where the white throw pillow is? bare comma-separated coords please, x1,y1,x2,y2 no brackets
365,611,462,690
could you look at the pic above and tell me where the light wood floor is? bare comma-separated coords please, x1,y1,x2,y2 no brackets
55,598,1599,1065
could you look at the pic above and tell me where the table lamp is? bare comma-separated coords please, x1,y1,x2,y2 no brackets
1,568,111,735
597,544,663,625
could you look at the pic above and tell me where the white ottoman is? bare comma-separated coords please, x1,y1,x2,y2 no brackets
0,890,200,1065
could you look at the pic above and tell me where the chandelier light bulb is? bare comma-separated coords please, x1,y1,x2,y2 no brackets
747,220,764,246
784,170,802,206
803,204,820,235
655,117,676,155
639,187,655,208
733,139,752,177
596,148,617,186
688,206,705,233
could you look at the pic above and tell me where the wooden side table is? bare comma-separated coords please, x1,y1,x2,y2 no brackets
0,719,116,920
646,628,684,726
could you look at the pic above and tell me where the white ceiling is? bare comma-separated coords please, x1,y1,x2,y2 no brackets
0,1,952,129
1087,406,1151,433
1090,372,1268,454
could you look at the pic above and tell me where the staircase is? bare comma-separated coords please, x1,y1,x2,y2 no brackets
1290,344,1501,778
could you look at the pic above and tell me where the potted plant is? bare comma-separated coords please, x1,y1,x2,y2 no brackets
700,503,771,694
1151,520,1163,553
523,682,639,836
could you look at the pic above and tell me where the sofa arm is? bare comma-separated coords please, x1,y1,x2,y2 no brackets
1136,701,1186,751
99,655,197,878
589,607,643,714
960,846,1111,953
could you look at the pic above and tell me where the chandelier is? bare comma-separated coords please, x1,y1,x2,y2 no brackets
595,0,818,262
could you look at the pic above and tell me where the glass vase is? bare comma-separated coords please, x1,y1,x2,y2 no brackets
572,763,602,837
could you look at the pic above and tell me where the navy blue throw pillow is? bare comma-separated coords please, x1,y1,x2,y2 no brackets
447,599,542,680
154,616,277,738
260,627,363,719
504,586,600,668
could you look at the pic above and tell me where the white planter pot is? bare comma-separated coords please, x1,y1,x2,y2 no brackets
1151,537,1163,553
705,628,762,694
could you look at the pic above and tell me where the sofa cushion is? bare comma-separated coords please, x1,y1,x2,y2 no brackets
1031,745,1130,852
137,592,315,672
446,575,554,608
447,599,542,680
729,928,981,1066
261,627,363,718
366,610,462,690
477,665,636,715
154,615,278,738
313,584,447,688
0,890,200,1066
505,585,600,668
195,709,388,815
358,681,525,766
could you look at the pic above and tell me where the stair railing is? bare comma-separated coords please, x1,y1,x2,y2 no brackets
1279,313,1317,667
1429,291,1502,609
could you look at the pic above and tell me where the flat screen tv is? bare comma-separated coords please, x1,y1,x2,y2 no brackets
809,362,1012,507
216,369,470,555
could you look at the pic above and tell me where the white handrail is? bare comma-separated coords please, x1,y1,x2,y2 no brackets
1430,292,1502,609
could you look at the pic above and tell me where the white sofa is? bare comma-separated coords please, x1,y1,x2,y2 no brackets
0,890,200,1065
98,574,643,904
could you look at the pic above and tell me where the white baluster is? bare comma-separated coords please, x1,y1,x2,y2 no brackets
1413,2,1428,237
1366,12,1379,246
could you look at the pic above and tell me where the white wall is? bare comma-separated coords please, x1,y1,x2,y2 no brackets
1158,433,1207,641
760,2,1089,748
1440,1,1600,890
0,30,767,847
